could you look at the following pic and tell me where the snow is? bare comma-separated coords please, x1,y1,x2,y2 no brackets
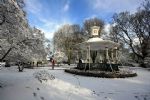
0,66,150,100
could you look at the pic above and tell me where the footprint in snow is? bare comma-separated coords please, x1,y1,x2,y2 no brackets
33,92,37,97
92,91,100,96
108,92,114,94
37,88,40,90
40,96,45,100
26,86,30,89
100,92,104,93
134,95,140,100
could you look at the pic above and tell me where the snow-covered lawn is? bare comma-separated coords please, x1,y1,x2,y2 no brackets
0,66,150,100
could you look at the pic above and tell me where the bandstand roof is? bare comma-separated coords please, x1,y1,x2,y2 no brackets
78,37,120,50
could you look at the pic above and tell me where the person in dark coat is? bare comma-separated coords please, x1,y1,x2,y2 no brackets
52,59,55,70
77,58,82,69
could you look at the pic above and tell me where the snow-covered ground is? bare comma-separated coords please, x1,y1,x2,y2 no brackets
0,66,150,100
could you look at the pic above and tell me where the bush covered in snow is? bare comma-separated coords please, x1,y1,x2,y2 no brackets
54,51,67,65
33,70,55,83
65,69,137,78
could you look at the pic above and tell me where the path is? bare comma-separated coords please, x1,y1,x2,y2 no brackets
0,66,150,100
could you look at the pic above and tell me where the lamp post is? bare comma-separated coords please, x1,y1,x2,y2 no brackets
88,45,90,71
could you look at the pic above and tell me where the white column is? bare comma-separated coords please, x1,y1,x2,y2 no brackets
86,47,89,60
89,45,90,71
106,47,113,71
114,47,118,63
99,54,102,63
106,47,109,62
111,49,114,63
76,51,79,63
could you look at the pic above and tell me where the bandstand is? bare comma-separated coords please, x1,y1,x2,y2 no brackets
77,26,120,71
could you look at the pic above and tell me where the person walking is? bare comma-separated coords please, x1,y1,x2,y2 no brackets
52,59,55,70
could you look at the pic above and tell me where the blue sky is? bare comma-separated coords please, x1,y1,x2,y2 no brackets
25,0,144,39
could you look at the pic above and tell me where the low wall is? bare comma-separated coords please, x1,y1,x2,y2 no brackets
77,63,119,71
65,69,137,78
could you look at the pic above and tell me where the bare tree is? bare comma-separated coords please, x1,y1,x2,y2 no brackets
112,0,150,67
53,24,84,64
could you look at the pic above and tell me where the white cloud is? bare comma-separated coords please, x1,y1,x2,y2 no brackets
36,18,72,40
90,0,143,13
24,0,72,40
84,14,97,21
63,0,70,12
104,23,111,34
25,0,42,14
63,1,70,12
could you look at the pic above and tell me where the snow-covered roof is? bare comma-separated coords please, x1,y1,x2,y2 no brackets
78,37,120,50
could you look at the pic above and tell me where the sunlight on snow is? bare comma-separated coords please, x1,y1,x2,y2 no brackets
46,78,92,96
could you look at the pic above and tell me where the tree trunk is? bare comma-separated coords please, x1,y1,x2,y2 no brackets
140,39,149,67
0,47,13,62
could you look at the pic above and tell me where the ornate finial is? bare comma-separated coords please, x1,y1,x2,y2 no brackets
91,26,100,37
